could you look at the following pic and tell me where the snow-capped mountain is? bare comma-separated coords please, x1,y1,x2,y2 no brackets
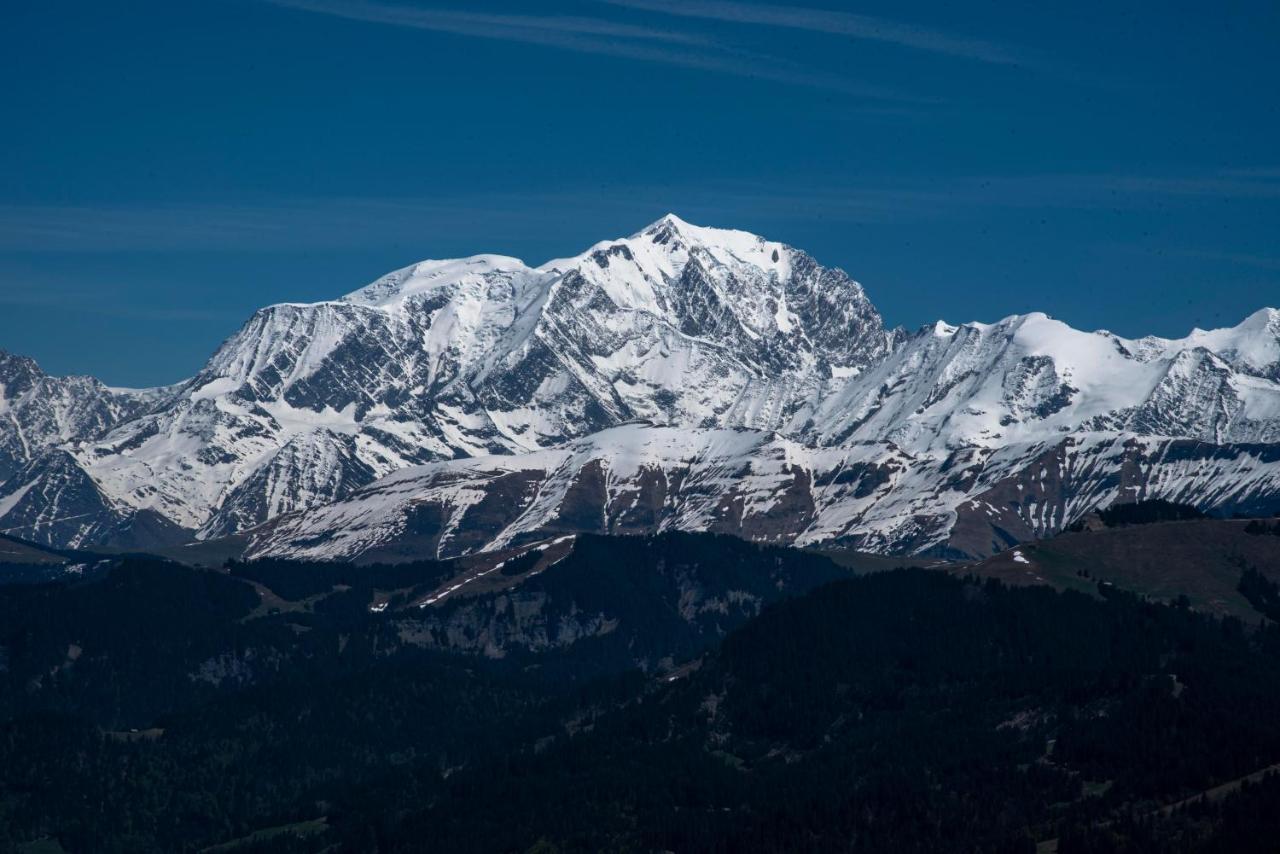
2,215,1279,556
244,426,1280,562
0,351,168,482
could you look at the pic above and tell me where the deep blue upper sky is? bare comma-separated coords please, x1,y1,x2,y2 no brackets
2,0,1277,386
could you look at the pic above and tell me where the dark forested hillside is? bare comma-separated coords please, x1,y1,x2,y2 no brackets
0,534,849,728
2,534,1280,852
399,573,1280,854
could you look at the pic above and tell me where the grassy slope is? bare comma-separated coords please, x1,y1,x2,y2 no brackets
963,519,1280,620
810,547,959,575
0,534,70,566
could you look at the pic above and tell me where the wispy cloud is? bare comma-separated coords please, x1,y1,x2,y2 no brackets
1088,174,1280,200
1169,249,1280,271
1215,167,1280,180
260,0,913,99
265,0,712,46
0,288,237,322
0,198,485,252
0,195,708,253
0,191,950,254
1,169,1276,255
598,0,1025,65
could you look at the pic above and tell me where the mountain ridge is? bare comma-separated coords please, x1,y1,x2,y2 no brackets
2,214,1279,556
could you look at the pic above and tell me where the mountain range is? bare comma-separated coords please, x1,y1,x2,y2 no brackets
3,214,1279,559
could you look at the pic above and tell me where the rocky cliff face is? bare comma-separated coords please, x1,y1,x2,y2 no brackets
0,352,168,482
381,532,851,671
2,216,1279,556
243,426,1280,562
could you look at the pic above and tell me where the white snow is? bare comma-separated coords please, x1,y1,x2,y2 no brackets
189,377,240,402
4,214,1280,556
1124,307,1280,372
342,255,539,309
0,479,35,520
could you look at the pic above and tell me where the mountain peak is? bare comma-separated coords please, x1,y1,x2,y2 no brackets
1188,307,1280,373
1241,306,1280,330
631,213,785,264
647,212,691,231
1115,307,1280,375
341,254,538,308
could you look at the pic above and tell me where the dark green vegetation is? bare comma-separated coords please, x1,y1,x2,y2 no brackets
968,517,1280,621
0,534,113,586
1237,568,1280,622
1067,500,1209,531
2,529,1280,852
1245,518,1280,536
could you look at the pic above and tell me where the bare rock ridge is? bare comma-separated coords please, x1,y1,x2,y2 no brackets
1,214,1278,558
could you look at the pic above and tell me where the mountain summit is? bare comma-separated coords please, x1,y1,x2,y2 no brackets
1,217,1278,557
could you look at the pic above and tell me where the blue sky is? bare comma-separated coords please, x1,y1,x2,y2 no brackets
2,0,1277,386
